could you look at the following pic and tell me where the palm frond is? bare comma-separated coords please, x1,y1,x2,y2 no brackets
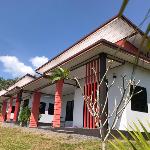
109,121,150,150
118,0,129,17
49,67,70,83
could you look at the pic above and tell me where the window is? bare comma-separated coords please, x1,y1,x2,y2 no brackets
11,106,15,113
65,101,74,121
39,102,46,114
130,85,148,113
48,103,54,115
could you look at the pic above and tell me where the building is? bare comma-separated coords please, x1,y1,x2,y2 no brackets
0,15,150,131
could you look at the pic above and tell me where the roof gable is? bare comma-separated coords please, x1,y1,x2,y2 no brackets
36,15,139,74
0,74,36,97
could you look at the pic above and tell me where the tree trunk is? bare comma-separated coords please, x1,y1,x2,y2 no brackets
101,141,106,150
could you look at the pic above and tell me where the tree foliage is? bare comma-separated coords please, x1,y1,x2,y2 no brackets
18,106,31,126
0,77,18,91
49,67,70,83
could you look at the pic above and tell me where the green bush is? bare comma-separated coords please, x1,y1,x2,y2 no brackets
18,106,31,126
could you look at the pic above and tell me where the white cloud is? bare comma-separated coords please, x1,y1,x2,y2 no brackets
30,56,48,68
0,56,35,78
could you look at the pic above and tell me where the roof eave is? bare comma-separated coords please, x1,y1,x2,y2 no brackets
42,39,149,74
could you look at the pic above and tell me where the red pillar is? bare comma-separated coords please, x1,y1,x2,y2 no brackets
7,98,13,122
13,95,21,122
29,92,41,128
53,79,64,128
0,100,7,122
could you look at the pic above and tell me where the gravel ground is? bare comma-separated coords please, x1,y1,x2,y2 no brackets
1,123,99,144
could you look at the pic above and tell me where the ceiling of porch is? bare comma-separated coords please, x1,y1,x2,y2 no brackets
22,77,77,96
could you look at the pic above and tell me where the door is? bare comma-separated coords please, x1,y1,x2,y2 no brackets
65,101,74,126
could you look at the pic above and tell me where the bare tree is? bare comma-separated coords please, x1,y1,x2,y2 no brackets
74,63,141,150
72,10,150,148
48,1,149,150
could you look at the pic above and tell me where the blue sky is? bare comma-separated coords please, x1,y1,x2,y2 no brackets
0,0,149,79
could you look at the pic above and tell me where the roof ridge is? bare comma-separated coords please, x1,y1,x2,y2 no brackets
36,14,148,73
35,14,119,72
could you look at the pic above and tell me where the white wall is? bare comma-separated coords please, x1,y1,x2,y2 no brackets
124,63,150,131
107,62,150,131
28,94,54,124
107,65,127,130
28,93,74,125
73,87,84,127
38,95,54,123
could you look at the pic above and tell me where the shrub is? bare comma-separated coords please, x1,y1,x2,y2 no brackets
19,106,31,126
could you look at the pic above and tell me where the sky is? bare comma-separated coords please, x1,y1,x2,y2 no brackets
0,0,149,79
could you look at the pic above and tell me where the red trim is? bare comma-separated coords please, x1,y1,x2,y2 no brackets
93,60,96,128
29,92,41,128
87,63,90,128
13,95,20,122
53,80,64,128
0,100,7,122
83,64,88,128
84,86,87,128
89,61,93,129
116,40,138,53
84,59,99,129
97,59,99,81
7,98,13,121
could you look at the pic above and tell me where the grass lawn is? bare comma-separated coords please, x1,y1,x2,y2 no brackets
0,124,132,150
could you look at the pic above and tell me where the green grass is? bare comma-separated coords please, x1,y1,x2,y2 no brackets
0,125,98,150
0,124,133,150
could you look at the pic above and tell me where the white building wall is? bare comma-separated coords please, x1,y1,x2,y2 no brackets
107,62,150,131
124,63,150,131
107,65,127,130
73,87,84,127
12,62,149,130
3,92,54,123
38,95,54,123
28,93,74,125
28,94,54,124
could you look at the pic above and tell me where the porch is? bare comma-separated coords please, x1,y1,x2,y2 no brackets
1,61,121,130
1,40,128,129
